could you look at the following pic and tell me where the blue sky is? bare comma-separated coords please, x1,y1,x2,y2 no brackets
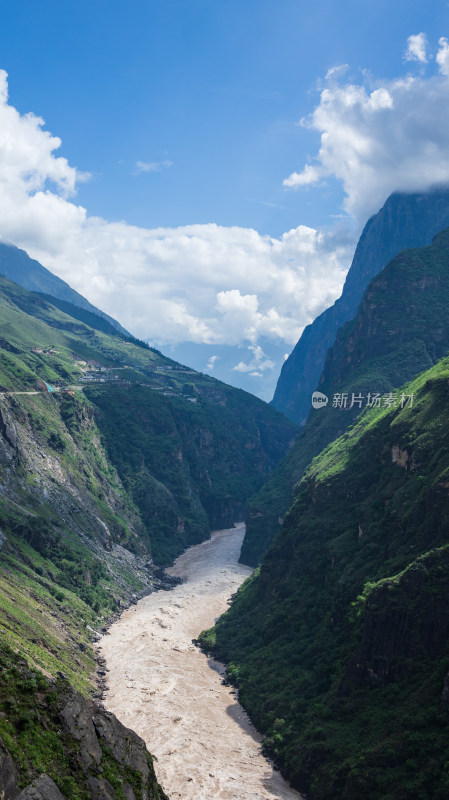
1,1,449,398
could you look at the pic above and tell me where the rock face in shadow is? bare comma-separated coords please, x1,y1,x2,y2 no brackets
272,188,449,425
0,736,18,799
0,645,168,800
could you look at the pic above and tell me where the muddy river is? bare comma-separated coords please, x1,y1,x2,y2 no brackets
99,523,303,800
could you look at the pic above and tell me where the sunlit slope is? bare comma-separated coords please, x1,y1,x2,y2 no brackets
242,227,449,566
202,355,449,800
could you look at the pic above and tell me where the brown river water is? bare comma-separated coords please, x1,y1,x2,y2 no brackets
99,523,303,800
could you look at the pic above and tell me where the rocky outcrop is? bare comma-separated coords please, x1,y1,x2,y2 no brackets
17,774,67,800
344,549,449,688
0,735,18,799
0,651,168,800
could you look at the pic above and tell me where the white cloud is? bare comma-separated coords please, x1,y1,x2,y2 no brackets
284,37,449,221
436,37,449,76
233,345,275,374
405,33,428,63
0,70,351,352
206,355,219,370
134,159,173,174
283,164,324,188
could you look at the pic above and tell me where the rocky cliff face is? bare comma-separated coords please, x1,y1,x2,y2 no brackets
241,225,449,566
0,645,168,800
272,188,449,425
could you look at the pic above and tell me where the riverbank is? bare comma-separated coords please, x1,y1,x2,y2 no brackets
99,524,303,800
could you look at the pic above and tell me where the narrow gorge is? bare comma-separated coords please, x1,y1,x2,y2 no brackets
99,524,303,800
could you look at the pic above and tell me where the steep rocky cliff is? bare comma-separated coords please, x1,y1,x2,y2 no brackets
241,226,449,566
272,188,449,425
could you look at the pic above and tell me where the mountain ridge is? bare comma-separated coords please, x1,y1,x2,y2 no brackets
0,241,130,336
272,187,449,425
241,221,449,567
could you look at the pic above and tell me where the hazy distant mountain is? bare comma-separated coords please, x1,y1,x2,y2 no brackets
272,188,449,424
0,241,130,335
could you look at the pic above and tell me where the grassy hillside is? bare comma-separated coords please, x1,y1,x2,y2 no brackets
242,227,449,566
201,356,449,800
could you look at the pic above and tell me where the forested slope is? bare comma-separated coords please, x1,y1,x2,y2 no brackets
241,227,449,566
202,356,449,800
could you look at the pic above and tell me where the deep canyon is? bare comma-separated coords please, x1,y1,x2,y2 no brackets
99,524,303,800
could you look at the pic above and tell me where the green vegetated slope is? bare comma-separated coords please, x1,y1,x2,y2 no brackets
85,376,297,565
0,270,297,797
0,279,171,795
0,275,165,388
0,387,151,692
241,227,449,566
201,357,449,800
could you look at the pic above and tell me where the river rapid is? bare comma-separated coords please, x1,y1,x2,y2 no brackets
99,523,303,800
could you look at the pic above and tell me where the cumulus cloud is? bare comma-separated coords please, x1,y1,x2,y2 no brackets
0,69,351,352
284,36,449,221
283,164,324,188
233,345,275,375
405,33,428,63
